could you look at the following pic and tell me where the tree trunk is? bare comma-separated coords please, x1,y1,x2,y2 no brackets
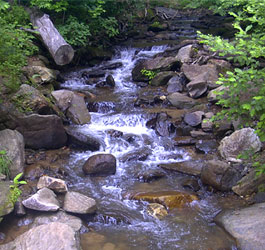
31,12,74,66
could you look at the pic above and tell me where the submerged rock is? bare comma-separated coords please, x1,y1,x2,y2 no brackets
63,191,96,214
0,222,81,250
215,202,265,250
130,191,198,210
0,129,25,179
218,128,262,161
22,187,60,212
83,153,116,176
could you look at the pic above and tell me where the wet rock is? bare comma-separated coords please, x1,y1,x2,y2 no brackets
37,176,68,193
181,178,200,192
137,170,166,182
176,45,194,64
147,203,168,219
167,92,197,109
0,129,24,179
232,170,265,197
31,211,82,232
167,74,185,93
0,222,81,250
120,148,151,162
207,85,229,103
201,160,242,191
65,127,101,151
186,74,208,98
23,65,58,85
159,160,204,177
215,203,265,250
190,130,214,139
218,128,262,161
100,62,123,70
195,140,218,154
174,136,196,146
22,187,60,211
82,70,105,78
132,57,180,82
175,123,193,136
52,90,91,125
12,84,55,115
150,71,176,86
184,111,204,127
83,153,116,176
16,114,67,149
63,191,96,214
131,191,198,210
105,75,115,87
0,182,14,220
155,113,172,137
81,232,106,250
14,199,26,217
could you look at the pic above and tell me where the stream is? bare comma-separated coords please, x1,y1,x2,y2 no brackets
58,46,239,249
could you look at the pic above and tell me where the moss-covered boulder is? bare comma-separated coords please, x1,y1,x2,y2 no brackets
0,181,14,222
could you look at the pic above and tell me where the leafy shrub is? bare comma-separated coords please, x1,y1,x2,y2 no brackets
0,150,10,178
9,173,27,205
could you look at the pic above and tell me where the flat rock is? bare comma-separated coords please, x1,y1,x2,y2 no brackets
22,187,60,211
130,191,198,210
37,176,68,193
0,222,80,250
215,203,265,250
174,136,196,146
63,191,96,214
218,128,262,161
0,129,24,179
159,160,203,176
167,92,197,109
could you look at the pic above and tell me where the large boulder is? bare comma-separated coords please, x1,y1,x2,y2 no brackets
16,114,67,149
218,128,262,161
11,84,55,115
201,160,242,191
167,92,198,109
63,191,96,214
186,74,208,98
65,126,101,151
52,90,91,125
176,44,194,64
130,191,198,210
82,153,116,176
0,222,81,250
22,187,60,212
0,182,14,221
167,74,185,93
132,57,180,82
232,170,265,197
215,203,265,250
0,129,24,179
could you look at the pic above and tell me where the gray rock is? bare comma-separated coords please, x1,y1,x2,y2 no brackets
31,211,82,232
0,222,81,250
186,74,208,98
150,71,176,86
159,160,204,177
0,129,24,179
82,153,116,176
63,191,96,214
177,45,194,64
201,160,242,191
202,118,213,132
232,170,265,197
190,130,214,139
167,75,184,93
22,187,60,211
14,199,26,217
0,181,14,219
215,203,265,250
16,114,67,149
174,136,196,146
167,92,197,109
218,128,262,161
37,176,68,193
195,140,218,154
207,85,229,102
52,90,91,125
184,111,204,127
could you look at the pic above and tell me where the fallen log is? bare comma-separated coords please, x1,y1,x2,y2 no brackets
31,12,74,66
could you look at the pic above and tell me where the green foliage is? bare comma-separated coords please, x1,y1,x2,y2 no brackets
0,5,37,91
30,0,68,12
0,0,9,11
141,68,157,84
9,173,27,205
58,16,91,48
0,150,10,178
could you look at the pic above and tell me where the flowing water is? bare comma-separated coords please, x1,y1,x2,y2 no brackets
59,46,240,249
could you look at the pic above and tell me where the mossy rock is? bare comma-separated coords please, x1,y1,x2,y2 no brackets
0,181,14,218
148,21,168,32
